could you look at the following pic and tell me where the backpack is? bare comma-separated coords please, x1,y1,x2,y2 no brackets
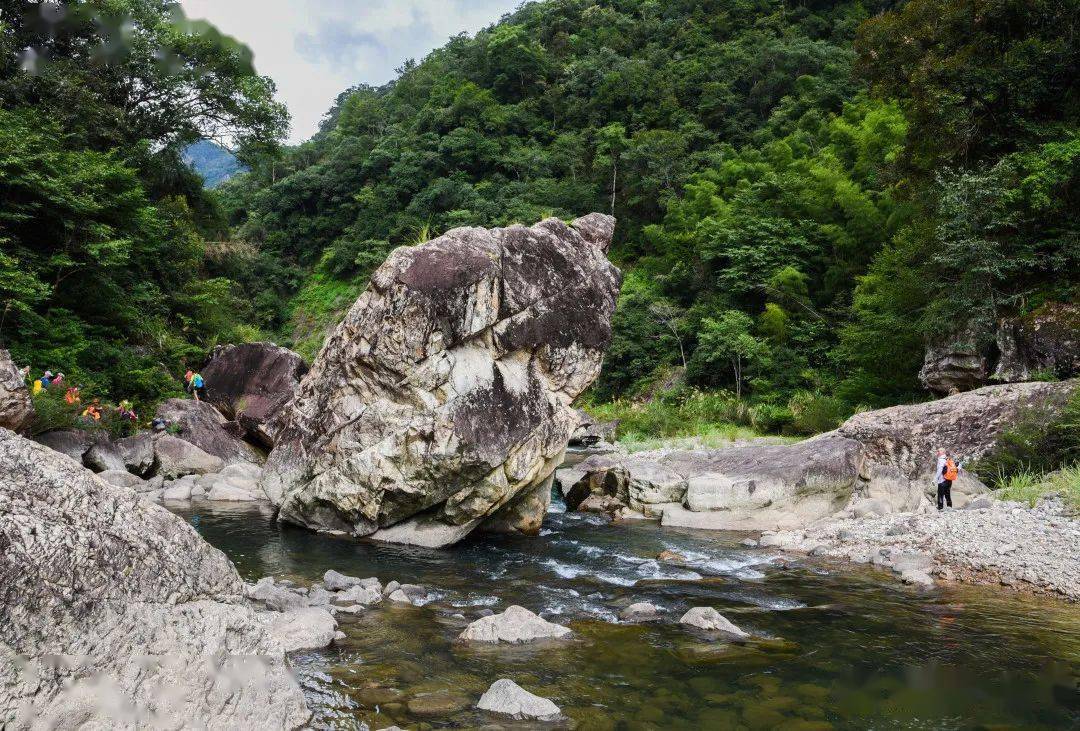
943,459,958,481
193,374,204,388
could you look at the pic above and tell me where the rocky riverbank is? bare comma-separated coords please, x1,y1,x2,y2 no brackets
762,495,1080,601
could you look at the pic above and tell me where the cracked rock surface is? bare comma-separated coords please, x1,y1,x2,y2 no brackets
262,214,621,546
0,428,309,728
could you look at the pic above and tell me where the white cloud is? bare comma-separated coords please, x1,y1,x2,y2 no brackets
179,0,521,143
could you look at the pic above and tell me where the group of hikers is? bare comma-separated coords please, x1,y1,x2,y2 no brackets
24,368,138,425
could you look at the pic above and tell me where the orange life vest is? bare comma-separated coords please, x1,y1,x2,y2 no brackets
943,459,958,481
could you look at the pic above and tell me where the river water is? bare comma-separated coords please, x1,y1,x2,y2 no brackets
170,497,1080,730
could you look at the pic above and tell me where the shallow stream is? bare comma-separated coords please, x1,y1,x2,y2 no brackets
170,498,1080,730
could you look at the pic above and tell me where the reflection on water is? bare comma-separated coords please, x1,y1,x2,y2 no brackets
170,499,1080,730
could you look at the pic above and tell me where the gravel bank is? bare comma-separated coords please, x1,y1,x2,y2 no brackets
766,496,1080,601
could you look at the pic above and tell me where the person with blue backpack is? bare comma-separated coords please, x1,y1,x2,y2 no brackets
191,372,205,402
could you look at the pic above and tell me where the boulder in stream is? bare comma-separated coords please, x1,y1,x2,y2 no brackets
0,427,309,728
458,605,573,643
262,215,621,547
154,433,225,478
679,607,749,638
477,679,562,721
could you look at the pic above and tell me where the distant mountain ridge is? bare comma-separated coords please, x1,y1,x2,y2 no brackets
183,140,245,187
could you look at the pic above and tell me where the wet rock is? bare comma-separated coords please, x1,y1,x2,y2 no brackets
162,479,194,501
33,428,94,463
388,589,413,604
679,607,749,638
620,602,663,622
407,691,471,717
0,350,33,433
154,434,225,479
266,607,338,651
382,580,400,597
476,679,562,721
338,584,383,605
481,474,554,536
201,342,308,448
156,398,264,466
0,428,309,728
459,605,573,643
658,550,688,562
262,215,621,547
577,493,625,517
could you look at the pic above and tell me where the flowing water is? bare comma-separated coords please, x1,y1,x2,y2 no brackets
170,498,1080,730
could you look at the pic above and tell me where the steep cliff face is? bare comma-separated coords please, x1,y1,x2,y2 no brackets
261,214,622,547
0,428,309,728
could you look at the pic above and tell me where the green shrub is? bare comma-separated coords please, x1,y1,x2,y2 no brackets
787,391,850,435
995,464,1080,511
974,388,1080,485
29,387,138,438
750,403,794,433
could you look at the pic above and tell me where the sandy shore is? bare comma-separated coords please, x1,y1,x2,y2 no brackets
764,495,1080,601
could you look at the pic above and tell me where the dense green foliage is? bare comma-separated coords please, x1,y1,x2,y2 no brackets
974,389,1080,486
4,0,1077,428
0,0,287,407
222,0,1077,421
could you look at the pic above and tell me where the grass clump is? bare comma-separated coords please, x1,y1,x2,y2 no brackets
995,464,1080,512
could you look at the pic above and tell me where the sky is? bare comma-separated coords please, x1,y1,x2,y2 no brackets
179,0,522,144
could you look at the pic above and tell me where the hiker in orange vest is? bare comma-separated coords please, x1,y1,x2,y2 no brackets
65,386,80,405
934,449,961,510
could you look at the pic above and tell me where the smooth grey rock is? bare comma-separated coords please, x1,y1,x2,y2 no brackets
387,589,412,604
0,350,33,432
679,607,749,638
200,342,308,448
83,435,126,473
852,498,893,519
382,580,401,597
97,469,147,490
263,215,621,547
459,605,572,643
155,398,264,466
207,478,263,502
476,678,562,721
337,584,382,605
0,428,309,728
116,432,156,475
480,474,554,536
266,608,337,652
323,569,362,591
245,577,308,613
33,428,94,463
154,434,225,479
162,480,194,501
620,602,663,622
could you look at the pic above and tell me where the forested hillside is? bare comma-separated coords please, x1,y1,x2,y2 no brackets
3,0,1078,430
219,0,1079,432
0,1,286,404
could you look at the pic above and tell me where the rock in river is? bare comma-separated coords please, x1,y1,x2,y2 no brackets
679,607,749,638
477,679,562,721
262,215,621,547
0,427,309,728
459,605,573,644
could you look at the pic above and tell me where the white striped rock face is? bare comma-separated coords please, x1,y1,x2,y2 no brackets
262,214,621,546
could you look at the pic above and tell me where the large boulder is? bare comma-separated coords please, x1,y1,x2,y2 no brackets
458,605,572,644
477,679,562,722
155,398,264,466
480,475,553,536
83,434,126,472
116,431,156,475
919,331,991,395
33,428,94,464
262,215,621,546
0,428,308,728
838,380,1077,480
0,350,33,433
154,433,226,479
201,342,308,448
